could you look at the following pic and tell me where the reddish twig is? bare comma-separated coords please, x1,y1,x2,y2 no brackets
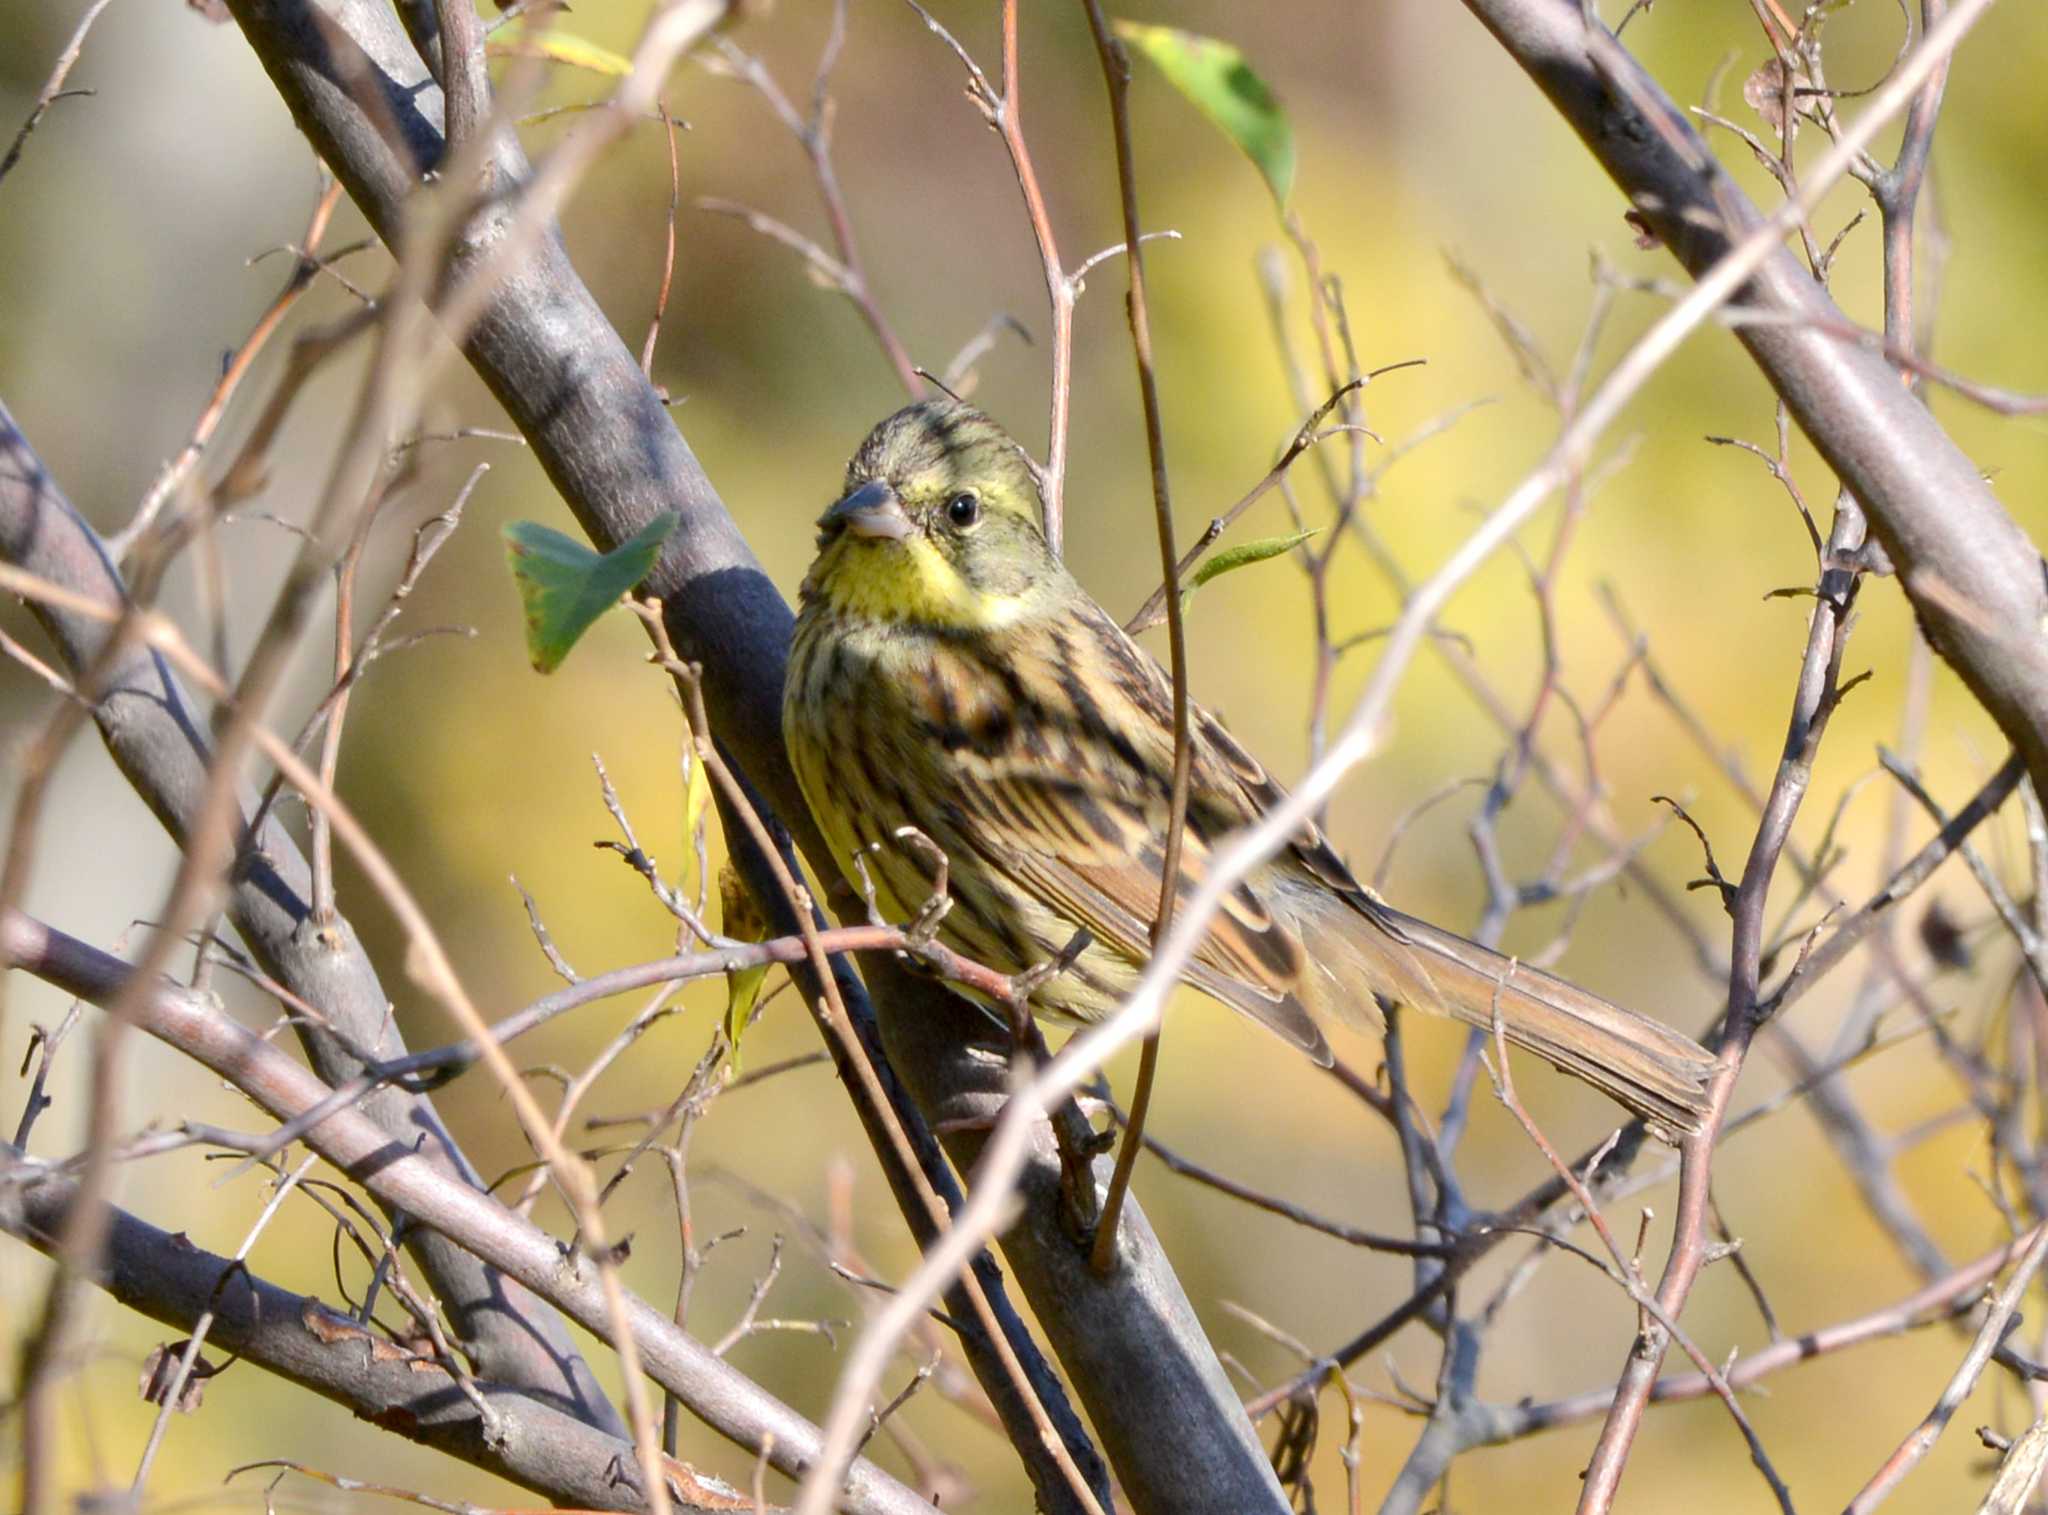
640,98,685,378
709,7,922,398
903,0,1079,550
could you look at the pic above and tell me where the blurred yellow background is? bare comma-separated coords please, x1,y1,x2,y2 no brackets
4,0,2048,1510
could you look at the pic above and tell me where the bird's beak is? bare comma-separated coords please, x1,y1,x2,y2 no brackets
820,480,913,542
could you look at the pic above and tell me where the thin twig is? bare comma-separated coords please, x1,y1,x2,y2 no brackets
0,0,115,189
904,0,1073,547
710,10,922,397
1845,1221,2048,1512
1076,0,1187,1281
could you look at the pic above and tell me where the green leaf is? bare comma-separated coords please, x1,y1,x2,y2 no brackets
503,514,676,674
1182,529,1318,606
1114,22,1295,208
718,861,770,1071
490,26,634,78
724,963,768,1070
679,750,711,899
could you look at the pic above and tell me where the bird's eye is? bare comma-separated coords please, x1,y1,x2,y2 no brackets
946,492,982,528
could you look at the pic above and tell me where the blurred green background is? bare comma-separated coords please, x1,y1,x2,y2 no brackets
4,0,2048,1509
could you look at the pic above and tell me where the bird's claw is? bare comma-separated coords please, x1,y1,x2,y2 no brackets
1006,956,1061,1005
904,892,953,949
1005,927,1094,1009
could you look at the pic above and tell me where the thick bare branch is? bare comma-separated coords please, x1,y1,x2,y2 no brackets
0,908,928,1515
0,403,620,1433
0,1147,745,1515
207,3,1274,1508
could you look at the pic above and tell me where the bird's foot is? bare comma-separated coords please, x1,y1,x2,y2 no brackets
1003,927,1095,1009
903,892,953,950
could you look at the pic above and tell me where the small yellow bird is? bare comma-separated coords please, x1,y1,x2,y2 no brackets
783,399,1715,1134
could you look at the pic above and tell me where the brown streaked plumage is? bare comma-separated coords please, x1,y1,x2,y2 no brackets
783,399,1716,1135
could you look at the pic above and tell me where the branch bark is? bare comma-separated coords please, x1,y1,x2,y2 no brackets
0,907,926,1515
0,402,622,1434
0,1148,746,1515
196,1,1283,1508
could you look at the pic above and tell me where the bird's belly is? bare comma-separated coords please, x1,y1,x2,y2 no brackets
785,622,1136,1024
811,756,1135,1025
934,882,1137,1027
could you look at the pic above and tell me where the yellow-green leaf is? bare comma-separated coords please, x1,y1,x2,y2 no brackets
1114,22,1295,208
503,513,675,674
679,750,711,898
1182,529,1318,607
489,26,633,78
718,861,770,1070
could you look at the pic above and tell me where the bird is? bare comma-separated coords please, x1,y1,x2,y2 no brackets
782,398,1716,1135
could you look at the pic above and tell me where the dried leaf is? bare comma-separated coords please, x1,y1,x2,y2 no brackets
1743,55,1791,134
139,1343,217,1412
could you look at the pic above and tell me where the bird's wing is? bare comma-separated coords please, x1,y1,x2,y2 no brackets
1192,698,1454,1019
1196,704,1379,900
899,603,1326,1050
950,764,1302,992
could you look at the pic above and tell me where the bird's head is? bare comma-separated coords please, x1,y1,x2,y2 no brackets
800,399,1061,632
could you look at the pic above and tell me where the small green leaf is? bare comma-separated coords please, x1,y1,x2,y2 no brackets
679,750,711,898
718,861,771,1071
1182,529,1319,606
1114,22,1295,208
503,514,676,674
490,26,634,78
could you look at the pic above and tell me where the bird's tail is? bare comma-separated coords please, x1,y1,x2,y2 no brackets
1287,881,1717,1135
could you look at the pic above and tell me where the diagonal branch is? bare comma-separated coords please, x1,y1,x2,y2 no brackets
208,2,1275,1509
0,1145,745,1515
1,907,930,1515
1462,0,2048,798
0,403,624,1436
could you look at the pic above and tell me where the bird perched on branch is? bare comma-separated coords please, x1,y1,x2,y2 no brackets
783,398,1716,1135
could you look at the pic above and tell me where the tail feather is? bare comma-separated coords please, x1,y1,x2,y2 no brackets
1285,880,1716,1135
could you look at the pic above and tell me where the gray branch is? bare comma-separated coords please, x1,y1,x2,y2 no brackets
0,405,621,1433
0,1146,744,1515
0,907,927,1515
15,0,1288,1506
